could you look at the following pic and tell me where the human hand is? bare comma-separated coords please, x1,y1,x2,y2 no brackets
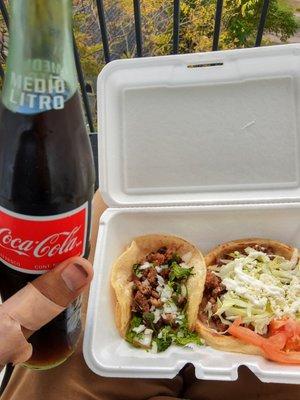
0,257,93,368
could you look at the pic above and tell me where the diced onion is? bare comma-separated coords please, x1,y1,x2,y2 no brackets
132,324,146,334
140,262,151,270
182,252,192,263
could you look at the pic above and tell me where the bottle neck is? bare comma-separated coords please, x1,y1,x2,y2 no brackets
2,0,78,115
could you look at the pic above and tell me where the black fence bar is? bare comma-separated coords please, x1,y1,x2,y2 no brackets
73,36,95,132
133,0,143,57
212,0,223,51
0,63,4,80
0,0,9,29
172,0,180,54
95,0,111,63
255,0,270,47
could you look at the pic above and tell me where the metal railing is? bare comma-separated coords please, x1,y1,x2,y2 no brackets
0,0,271,132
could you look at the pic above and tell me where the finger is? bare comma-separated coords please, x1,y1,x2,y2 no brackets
1,257,93,339
0,257,93,365
21,257,93,338
32,256,93,308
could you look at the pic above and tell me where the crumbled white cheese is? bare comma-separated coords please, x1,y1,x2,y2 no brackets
216,246,300,334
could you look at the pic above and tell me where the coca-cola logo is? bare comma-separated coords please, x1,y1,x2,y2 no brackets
0,204,87,273
0,227,83,258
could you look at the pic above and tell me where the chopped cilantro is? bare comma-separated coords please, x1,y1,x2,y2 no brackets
133,263,142,277
131,315,142,328
168,253,182,265
154,326,173,352
174,320,203,346
169,281,182,294
174,330,202,346
155,336,173,352
143,312,155,329
126,315,143,345
169,262,193,282
126,330,136,344
153,319,202,352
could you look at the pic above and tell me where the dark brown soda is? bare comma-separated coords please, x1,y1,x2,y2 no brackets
0,92,95,369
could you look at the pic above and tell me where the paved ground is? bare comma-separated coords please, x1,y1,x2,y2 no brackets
265,1,300,44
288,0,300,43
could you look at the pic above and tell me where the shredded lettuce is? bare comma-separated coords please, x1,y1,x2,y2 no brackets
214,247,300,334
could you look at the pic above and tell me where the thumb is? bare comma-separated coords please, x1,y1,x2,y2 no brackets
0,257,93,365
20,257,93,338
0,257,93,337
32,256,93,308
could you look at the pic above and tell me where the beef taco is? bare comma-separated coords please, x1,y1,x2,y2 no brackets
196,238,300,364
111,234,206,352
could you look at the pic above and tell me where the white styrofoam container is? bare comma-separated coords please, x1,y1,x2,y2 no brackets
84,44,300,383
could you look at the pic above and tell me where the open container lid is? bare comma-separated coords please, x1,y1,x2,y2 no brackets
98,44,300,207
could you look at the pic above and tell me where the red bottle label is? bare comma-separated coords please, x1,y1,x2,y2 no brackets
0,203,88,274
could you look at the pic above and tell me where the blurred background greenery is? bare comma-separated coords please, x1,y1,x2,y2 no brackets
0,0,299,123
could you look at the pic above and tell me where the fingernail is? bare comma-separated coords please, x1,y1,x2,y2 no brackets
61,263,89,292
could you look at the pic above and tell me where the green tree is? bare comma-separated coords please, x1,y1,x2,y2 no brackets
0,0,298,101
122,0,298,55
73,0,104,78
221,0,297,48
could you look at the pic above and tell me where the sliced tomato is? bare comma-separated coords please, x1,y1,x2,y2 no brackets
267,332,287,350
269,318,288,335
228,318,300,364
285,337,300,352
228,321,286,350
262,342,300,365
228,319,265,348
269,318,300,351
270,318,300,336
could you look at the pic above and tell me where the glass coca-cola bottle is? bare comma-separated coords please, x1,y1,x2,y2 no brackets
0,0,95,369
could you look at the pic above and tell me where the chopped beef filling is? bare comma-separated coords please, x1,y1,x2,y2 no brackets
253,244,274,255
132,246,178,314
198,271,227,332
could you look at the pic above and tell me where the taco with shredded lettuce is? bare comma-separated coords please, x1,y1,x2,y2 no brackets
111,234,206,353
196,238,300,364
